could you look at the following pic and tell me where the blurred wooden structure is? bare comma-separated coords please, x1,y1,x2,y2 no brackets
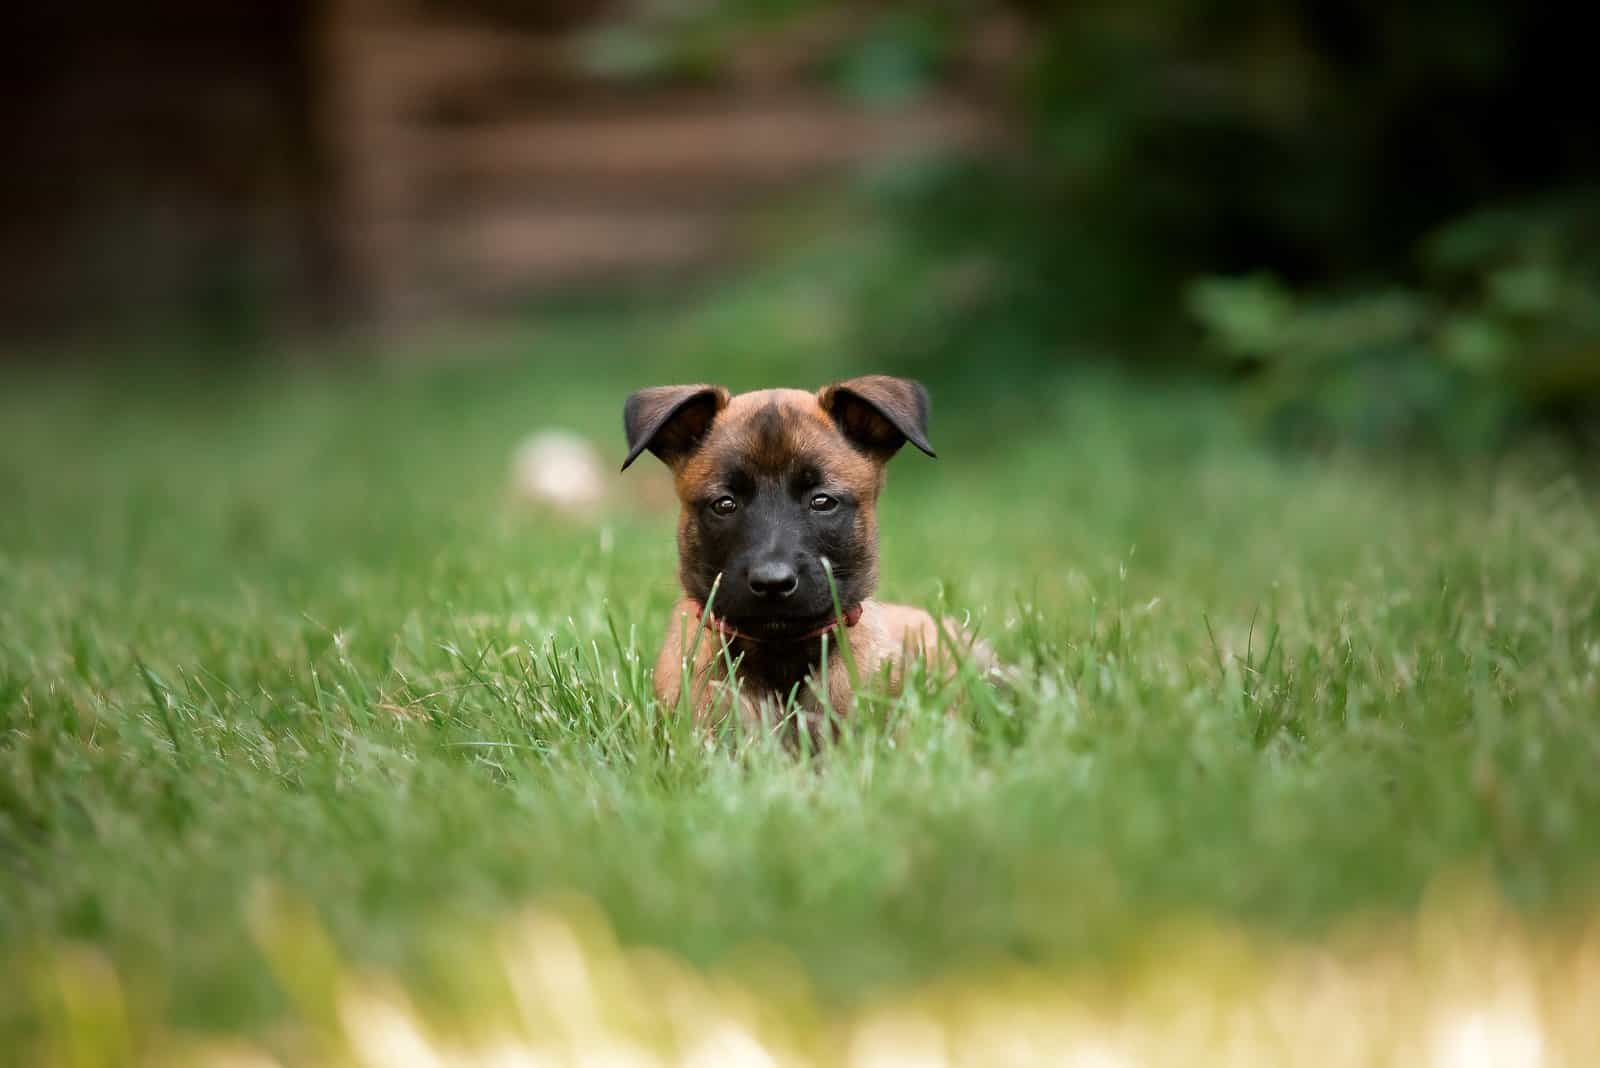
1,1,1009,341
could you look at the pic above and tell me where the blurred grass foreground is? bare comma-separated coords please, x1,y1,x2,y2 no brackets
5,1,1600,1065
35,879,1600,1066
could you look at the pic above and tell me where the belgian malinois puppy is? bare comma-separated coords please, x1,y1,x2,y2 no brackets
622,375,993,731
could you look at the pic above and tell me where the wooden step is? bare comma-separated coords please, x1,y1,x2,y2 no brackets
433,93,998,186
431,206,731,295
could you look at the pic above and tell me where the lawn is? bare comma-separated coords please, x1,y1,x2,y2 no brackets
3,269,1600,1063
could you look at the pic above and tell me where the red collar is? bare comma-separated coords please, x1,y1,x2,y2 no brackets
690,600,863,643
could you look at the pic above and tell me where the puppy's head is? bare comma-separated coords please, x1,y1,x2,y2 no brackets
622,376,934,637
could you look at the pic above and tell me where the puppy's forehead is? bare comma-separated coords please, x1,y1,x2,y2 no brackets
712,389,834,474
725,388,826,423
680,388,873,488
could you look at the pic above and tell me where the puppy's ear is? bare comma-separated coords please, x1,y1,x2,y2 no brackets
816,375,935,460
621,384,730,470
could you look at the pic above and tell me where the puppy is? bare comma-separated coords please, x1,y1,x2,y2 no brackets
622,375,993,732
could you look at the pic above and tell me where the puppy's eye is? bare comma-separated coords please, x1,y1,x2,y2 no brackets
710,496,738,516
810,493,838,513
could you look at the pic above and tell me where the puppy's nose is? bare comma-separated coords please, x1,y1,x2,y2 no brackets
747,561,799,600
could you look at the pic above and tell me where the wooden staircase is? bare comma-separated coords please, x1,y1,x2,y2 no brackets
320,3,1010,326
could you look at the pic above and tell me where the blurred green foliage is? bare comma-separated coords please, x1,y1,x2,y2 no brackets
1188,194,1600,450
608,1,1600,450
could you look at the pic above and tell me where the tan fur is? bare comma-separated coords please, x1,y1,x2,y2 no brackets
674,390,880,497
652,598,996,731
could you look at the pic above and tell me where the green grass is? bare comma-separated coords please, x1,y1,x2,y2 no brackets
3,269,1600,1055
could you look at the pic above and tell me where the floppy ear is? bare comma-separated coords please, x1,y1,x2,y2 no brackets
621,384,730,470
816,375,935,459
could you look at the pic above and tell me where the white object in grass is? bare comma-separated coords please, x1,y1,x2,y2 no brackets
512,430,607,516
